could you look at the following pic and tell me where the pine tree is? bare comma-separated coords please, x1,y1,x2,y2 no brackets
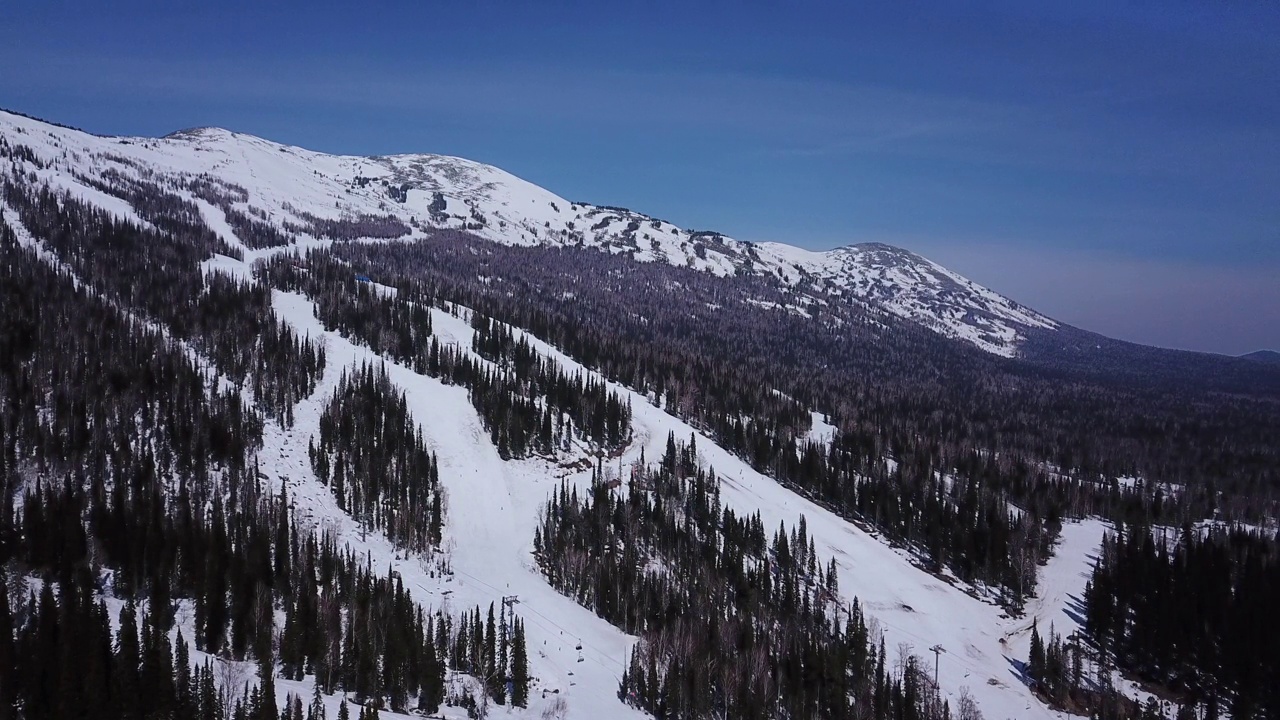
199,660,221,720
0,571,16,720
1029,619,1045,686
115,599,143,720
258,656,278,720
511,618,529,707
176,630,195,719
418,635,444,713
307,681,326,720
141,611,177,718
485,602,503,704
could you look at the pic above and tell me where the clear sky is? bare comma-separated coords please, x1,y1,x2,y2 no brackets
2,1,1277,354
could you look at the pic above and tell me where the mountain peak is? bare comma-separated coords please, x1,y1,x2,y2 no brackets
163,126,236,140
835,241,930,265
842,240,912,252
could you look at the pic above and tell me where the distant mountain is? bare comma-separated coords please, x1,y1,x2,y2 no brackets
0,108,1055,357
5,106,1276,393
1242,349,1280,365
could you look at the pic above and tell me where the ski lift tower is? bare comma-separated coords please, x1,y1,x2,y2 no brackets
502,595,519,632
929,644,946,687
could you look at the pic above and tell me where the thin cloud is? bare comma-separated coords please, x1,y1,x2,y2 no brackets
14,52,1277,186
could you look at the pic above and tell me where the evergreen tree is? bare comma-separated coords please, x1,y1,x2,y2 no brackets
511,618,529,708
485,602,504,704
0,571,16,720
258,656,278,720
308,682,326,720
115,600,142,720
1029,619,1045,686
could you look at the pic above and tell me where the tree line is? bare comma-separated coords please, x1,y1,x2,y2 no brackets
336,232,1280,525
310,361,444,553
262,252,633,459
1084,523,1280,719
336,235,1067,604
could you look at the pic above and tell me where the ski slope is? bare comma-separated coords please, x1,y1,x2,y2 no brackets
259,289,648,720
0,107,1113,718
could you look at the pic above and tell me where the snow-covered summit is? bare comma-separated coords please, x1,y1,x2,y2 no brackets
0,109,1057,356
818,242,1057,352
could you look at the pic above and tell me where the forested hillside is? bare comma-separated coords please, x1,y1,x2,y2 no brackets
1083,524,1280,718
2,108,1277,719
0,175,533,718
339,234,1280,524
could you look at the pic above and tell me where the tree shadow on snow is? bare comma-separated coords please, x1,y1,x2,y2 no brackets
1005,654,1032,688
1063,592,1088,627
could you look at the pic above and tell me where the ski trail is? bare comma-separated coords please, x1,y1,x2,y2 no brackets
268,290,646,720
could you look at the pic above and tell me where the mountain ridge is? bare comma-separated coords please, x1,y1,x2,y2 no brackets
1242,349,1280,364
1,107,1056,357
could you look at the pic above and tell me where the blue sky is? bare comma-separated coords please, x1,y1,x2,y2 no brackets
2,2,1277,354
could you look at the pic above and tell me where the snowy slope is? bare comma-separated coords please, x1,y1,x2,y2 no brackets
261,290,648,720
2,108,1102,718
267,278,1083,719
496,313,1107,720
0,109,1057,356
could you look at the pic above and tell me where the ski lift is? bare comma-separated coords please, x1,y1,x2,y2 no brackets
576,641,584,663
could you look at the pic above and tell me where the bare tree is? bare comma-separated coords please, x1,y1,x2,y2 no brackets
217,657,249,720
956,686,984,720
896,641,915,680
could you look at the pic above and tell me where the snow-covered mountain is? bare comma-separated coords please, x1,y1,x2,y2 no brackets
0,109,1056,356
2,108,1182,720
